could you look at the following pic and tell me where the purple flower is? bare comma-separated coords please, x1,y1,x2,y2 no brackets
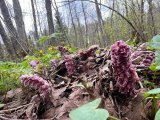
20,75,51,96
111,40,140,95
64,55,76,76
58,46,68,54
79,45,98,60
29,60,39,69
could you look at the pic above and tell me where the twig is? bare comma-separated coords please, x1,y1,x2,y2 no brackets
114,97,122,119
0,115,10,120
0,103,32,114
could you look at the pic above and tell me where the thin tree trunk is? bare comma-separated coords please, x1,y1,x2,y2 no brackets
94,0,108,47
0,0,27,57
148,0,156,36
45,0,54,34
0,43,4,61
35,0,43,35
68,0,78,47
74,4,84,48
12,0,28,52
81,0,88,48
0,20,16,60
53,0,70,44
31,0,39,40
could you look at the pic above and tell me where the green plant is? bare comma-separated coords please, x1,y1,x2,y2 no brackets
38,32,63,45
155,109,160,120
144,88,160,119
0,61,32,94
69,98,109,120
147,34,160,71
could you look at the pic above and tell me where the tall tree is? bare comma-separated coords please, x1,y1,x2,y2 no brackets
94,0,108,47
45,0,54,34
0,20,16,59
81,0,88,47
0,0,27,56
12,0,28,52
31,0,39,40
147,0,156,36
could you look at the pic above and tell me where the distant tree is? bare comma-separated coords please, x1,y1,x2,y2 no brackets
45,0,54,34
0,0,27,57
0,20,16,59
12,0,29,52
31,0,39,40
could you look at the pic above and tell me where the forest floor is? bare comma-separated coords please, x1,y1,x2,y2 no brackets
0,41,159,120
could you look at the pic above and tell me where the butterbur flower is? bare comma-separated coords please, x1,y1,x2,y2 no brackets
20,75,51,96
79,45,98,60
111,40,140,95
29,60,39,69
58,46,68,54
64,55,76,76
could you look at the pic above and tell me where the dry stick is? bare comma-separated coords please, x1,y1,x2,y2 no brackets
0,115,9,120
0,103,32,114
114,96,122,119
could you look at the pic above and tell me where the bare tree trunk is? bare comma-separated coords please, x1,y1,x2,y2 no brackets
45,0,54,34
81,0,88,48
148,0,156,36
35,0,43,35
94,0,108,47
68,0,78,47
74,4,84,48
0,0,27,57
12,0,28,52
0,43,4,60
0,20,16,60
53,0,70,44
31,0,39,40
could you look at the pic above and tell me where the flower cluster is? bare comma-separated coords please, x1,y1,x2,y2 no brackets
141,52,155,66
64,55,76,76
111,40,140,95
29,60,39,69
50,59,58,68
20,75,51,96
79,45,98,60
58,46,68,54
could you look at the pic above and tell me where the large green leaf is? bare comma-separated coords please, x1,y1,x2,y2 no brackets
155,109,160,120
152,35,160,42
69,98,109,120
144,88,160,98
147,34,160,49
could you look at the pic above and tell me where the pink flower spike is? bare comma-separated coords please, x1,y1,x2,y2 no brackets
20,75,51,96
111,40,140,95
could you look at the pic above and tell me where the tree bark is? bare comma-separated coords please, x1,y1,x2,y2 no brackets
45,0,54,34
31,0,39,40
81,0,88,48
148,0,156,36
12,0,28,52
94,0,108,47
0,0,27,57
0,20,16,60
68,0,78,47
